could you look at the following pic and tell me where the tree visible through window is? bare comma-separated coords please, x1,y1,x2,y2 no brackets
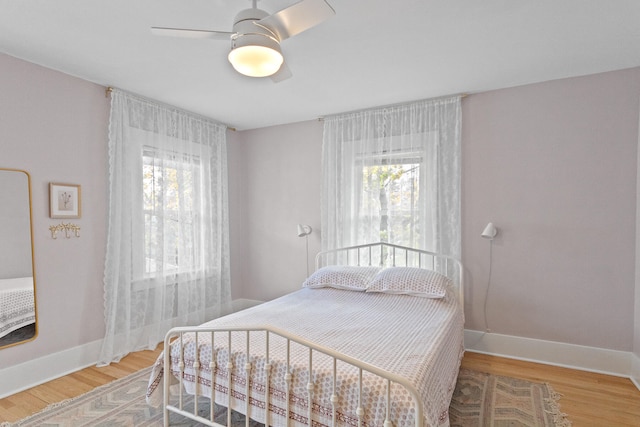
142,150,200,277
360,160,422,248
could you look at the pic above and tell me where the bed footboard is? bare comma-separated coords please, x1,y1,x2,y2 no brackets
163,325,425,427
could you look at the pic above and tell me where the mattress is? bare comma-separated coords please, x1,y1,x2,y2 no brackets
0,277,35,339
147,287,464,426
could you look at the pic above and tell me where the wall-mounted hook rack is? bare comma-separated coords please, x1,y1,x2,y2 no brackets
49,222,80,239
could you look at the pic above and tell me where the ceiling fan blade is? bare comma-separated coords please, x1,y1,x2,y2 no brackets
270,61,292,83
151,26,234,40
257,0,335,41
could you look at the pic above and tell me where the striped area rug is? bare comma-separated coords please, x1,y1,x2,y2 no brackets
3,367,570,426
450,369,571,426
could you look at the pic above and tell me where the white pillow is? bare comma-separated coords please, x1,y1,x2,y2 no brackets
302,266,381,291
366,267,451,298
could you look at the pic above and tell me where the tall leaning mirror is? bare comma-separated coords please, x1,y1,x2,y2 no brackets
0,168,37,349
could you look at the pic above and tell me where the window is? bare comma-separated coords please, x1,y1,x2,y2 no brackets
142,148,201,278
321,96,460,264
101,88,231,365
360,158,423,248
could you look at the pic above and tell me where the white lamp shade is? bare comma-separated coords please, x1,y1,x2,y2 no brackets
228,34,283,77
481,222,497,239
297,224,312,237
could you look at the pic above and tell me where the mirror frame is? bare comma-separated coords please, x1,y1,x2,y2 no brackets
0,167,38,349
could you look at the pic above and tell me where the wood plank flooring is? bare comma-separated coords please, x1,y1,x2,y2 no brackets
1,347,639,425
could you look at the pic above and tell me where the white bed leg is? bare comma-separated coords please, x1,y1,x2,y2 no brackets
209,331,216,422
357,368,364,427
331,358,338,426
384,379,393,427
307,348,314,425
179,334,185,411
193,332,200,418
285,339,292,427
245,331,252,427
265,331,271,427
163,332,172,427
227,332,233,427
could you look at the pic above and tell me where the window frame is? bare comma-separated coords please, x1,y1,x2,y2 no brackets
129,133,211,285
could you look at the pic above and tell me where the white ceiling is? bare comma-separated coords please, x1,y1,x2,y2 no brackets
2,0,640,130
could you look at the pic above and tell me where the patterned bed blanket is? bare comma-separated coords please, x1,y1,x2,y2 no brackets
146,287,464,427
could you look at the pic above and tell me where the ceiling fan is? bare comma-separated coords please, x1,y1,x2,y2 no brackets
151,0,335,82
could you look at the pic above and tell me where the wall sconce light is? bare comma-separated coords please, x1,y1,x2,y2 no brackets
481,222,498,240
297,224,312,237
297,224,313,277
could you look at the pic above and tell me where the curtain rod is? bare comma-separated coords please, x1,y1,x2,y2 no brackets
104,86,236,131
316,92,469,121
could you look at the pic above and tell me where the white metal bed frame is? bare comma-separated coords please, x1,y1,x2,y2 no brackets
162,242,463,427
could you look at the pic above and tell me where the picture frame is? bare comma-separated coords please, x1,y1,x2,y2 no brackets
49,183,81,219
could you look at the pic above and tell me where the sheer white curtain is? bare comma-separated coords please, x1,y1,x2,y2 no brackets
321,96,461,261
98,89,231,365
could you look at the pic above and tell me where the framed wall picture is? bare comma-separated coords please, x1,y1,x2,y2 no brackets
49,183,81,219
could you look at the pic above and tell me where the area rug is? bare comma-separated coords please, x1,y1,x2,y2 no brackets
2,367,571,427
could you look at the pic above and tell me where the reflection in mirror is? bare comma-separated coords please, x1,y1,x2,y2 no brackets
0,168,37,349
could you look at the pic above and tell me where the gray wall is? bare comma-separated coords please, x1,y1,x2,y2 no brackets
635,105,640,373
229,121,323,301
0,52,110,367
232,68,640,352
462,69,639,351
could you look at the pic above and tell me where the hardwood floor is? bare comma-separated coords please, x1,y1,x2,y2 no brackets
0,347,639,425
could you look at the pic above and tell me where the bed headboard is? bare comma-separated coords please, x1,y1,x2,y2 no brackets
315,242,464,306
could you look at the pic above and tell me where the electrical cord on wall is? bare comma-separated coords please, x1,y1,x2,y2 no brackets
483,239,493,333
297,224,313,277
304,234,310,277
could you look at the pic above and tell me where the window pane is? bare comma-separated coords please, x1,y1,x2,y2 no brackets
143,151,200,276
361,162,421,247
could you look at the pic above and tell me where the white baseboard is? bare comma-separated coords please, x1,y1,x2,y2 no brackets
632,352,640,391
0,338,104,399
464,329,632,378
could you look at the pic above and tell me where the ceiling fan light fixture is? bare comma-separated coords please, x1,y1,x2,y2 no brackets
153,0,336,82
228,34,283,77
